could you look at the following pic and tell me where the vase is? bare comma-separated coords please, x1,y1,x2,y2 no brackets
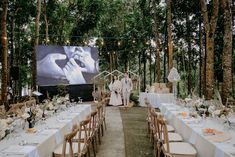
27,118,35,129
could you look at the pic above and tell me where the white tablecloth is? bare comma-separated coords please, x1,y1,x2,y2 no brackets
0,104,91,157
139,92,175,108
159,103,235,157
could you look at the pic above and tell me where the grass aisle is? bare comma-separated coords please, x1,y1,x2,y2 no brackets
120,107,154,157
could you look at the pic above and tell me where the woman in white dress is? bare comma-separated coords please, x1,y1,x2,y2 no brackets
109,76,122,106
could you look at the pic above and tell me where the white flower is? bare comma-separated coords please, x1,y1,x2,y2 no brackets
21,113,30,119
208,105,216,114
185,98,192,102
36,108,43,118
47,102,54,110
0,119,8,129
25,107,31,113
213,110,221,116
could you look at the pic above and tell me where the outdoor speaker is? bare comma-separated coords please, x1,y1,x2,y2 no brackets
10,66,19,80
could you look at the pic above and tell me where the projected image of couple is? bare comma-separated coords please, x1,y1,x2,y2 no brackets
37,46,99,85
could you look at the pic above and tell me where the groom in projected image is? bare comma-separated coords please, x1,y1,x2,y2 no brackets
37,46,99,86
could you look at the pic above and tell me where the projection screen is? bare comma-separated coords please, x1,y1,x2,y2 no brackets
37,45,99,86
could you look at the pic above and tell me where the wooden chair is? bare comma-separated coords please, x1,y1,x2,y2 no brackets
54,118,91,157
76,117,92,157
101,101,107,131
89,111,99,157
152,112,183,157
53,124,79,157
158,118,197,157
145,98,152,136
96,104,103,144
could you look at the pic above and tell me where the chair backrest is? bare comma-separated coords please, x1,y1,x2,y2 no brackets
151,111,160,137
90,110,98,135
101,101,106,118
97,104,103,122
157,116,170,153
62,124,79,157
76,117,91,154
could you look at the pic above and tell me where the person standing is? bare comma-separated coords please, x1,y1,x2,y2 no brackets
109,76,122,106
121,72,133,106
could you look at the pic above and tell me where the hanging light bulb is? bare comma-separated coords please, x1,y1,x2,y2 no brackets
101,41,104,45
146,40,149,45
28,37,31,42
118,41,121,46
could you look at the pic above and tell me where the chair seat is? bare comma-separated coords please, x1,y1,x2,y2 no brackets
154,133,183,142
167,125,175,132
53,142,85,156
168,133,183,142
163,142,197,156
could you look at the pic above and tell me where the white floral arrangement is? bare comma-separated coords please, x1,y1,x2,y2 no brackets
0,119,10,139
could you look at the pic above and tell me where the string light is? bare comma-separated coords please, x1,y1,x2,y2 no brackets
65,40,70,44
27,37,31,42
101,41,104,45
118,41,121,46
132,40,136,44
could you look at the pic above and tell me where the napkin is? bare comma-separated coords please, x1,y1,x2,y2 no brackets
206,133,232,142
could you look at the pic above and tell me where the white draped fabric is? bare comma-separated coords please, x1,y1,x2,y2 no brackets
139,92,175,108
0,104,91,157
159,103,235,157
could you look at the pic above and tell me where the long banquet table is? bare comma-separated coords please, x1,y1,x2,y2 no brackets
159,103,235,157
0,104,91,157
139,92,175,108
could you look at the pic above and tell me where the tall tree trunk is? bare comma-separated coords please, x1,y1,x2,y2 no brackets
167,0,173,91
32,0,41,91
167,0,173,72
200,0,219,100
221,0,233,104
156,47,161,82
109,52,113,73
203,31,207,97
149,48,152,85
152,0,161,83
43,0,49,44
199,17,203,97
143,50,147,91
186,13,192,95
1,0,9,109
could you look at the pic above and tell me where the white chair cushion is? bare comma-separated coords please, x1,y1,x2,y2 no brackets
167,125,175,132
167,133,183,142
163,142,197,156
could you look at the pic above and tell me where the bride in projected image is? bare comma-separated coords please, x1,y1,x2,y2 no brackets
37,46,99,85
